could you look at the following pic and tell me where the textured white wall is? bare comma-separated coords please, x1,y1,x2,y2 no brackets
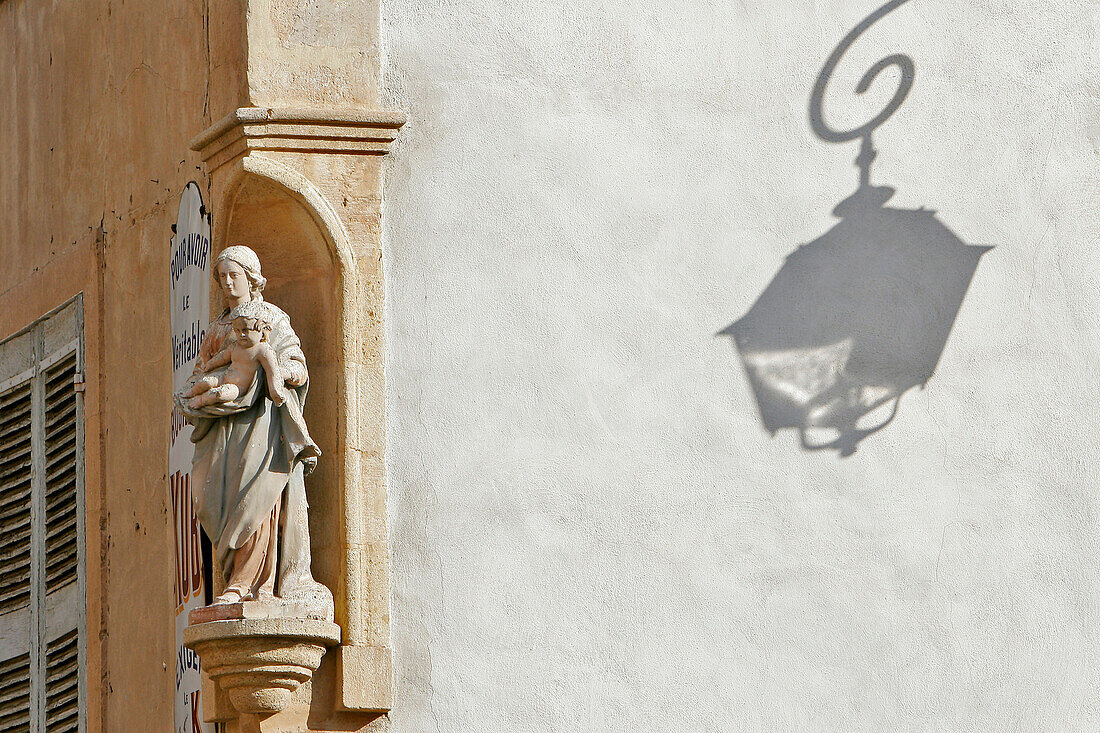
381,1,1100,729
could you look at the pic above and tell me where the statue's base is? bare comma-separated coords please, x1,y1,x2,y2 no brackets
189,598,331,625
184,615,341,720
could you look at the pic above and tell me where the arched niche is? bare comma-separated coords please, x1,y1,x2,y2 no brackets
198,149,390,719
216,171,345,595
188,104,401,727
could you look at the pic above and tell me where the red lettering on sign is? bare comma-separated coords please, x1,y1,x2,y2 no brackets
190,690,202,733
170,472,182,607
172,471,204,610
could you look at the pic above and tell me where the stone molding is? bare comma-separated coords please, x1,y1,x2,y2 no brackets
191,107,407,172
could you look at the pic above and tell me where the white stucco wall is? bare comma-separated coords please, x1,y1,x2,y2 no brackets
381,1,1100,729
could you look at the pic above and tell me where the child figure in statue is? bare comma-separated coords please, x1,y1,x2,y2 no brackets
181,301,289,409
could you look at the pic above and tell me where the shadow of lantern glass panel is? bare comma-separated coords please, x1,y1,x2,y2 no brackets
0,296,86,731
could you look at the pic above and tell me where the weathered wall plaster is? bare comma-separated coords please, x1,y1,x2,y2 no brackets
382,0,1100,729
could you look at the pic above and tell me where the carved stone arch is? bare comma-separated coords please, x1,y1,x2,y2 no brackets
214,154,360,286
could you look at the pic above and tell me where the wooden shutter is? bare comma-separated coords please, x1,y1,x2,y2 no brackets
43,631,78,732
0,296,84,733
43,350,79,592
0,653,31,732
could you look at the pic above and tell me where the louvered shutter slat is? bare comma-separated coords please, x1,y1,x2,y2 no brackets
0,437,29,465
0,413,30,436
0,664,28,693
44,631,78,732
42,377,71,405
44,545,79,589
44,472,74,498
0,449,31,476
0,413,31,440
0,385,31,414
0,477,30,510
42,356,78,594
43,486,75,516
0,653,30,732
0,577,31,608
0,460,30,482
0,473,30,494
43,421,75,451
43,452,75,481
0,447,30,470
0,414,31,446
0,526,32,557
0,382,32,616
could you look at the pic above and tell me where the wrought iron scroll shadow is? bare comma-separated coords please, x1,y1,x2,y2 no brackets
721,0,991,456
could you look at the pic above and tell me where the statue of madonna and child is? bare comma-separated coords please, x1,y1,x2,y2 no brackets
174,245,333,621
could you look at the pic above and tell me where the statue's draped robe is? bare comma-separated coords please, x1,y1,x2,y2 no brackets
182,298,324,600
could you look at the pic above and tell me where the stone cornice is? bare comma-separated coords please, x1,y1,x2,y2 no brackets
191,107,407,171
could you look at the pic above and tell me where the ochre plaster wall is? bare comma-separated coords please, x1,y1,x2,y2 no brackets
382,0,1100,730
1,0,212,729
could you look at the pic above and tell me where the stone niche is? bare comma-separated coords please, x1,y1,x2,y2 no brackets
184,107,403,733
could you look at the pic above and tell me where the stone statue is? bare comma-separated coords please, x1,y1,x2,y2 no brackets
175,245,332,618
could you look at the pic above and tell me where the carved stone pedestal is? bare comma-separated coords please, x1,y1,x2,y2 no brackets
184,609,341,727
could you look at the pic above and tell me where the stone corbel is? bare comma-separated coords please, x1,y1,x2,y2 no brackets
184,611,341,725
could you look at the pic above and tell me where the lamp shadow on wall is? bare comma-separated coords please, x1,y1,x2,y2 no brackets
718,0,991,457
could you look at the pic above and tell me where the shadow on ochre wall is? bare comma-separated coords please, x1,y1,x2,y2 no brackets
719,0,992,457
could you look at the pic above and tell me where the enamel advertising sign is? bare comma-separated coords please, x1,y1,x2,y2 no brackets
169,182,214,733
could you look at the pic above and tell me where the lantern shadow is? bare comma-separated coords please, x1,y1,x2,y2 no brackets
719,0,991,457
720,185,991,456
